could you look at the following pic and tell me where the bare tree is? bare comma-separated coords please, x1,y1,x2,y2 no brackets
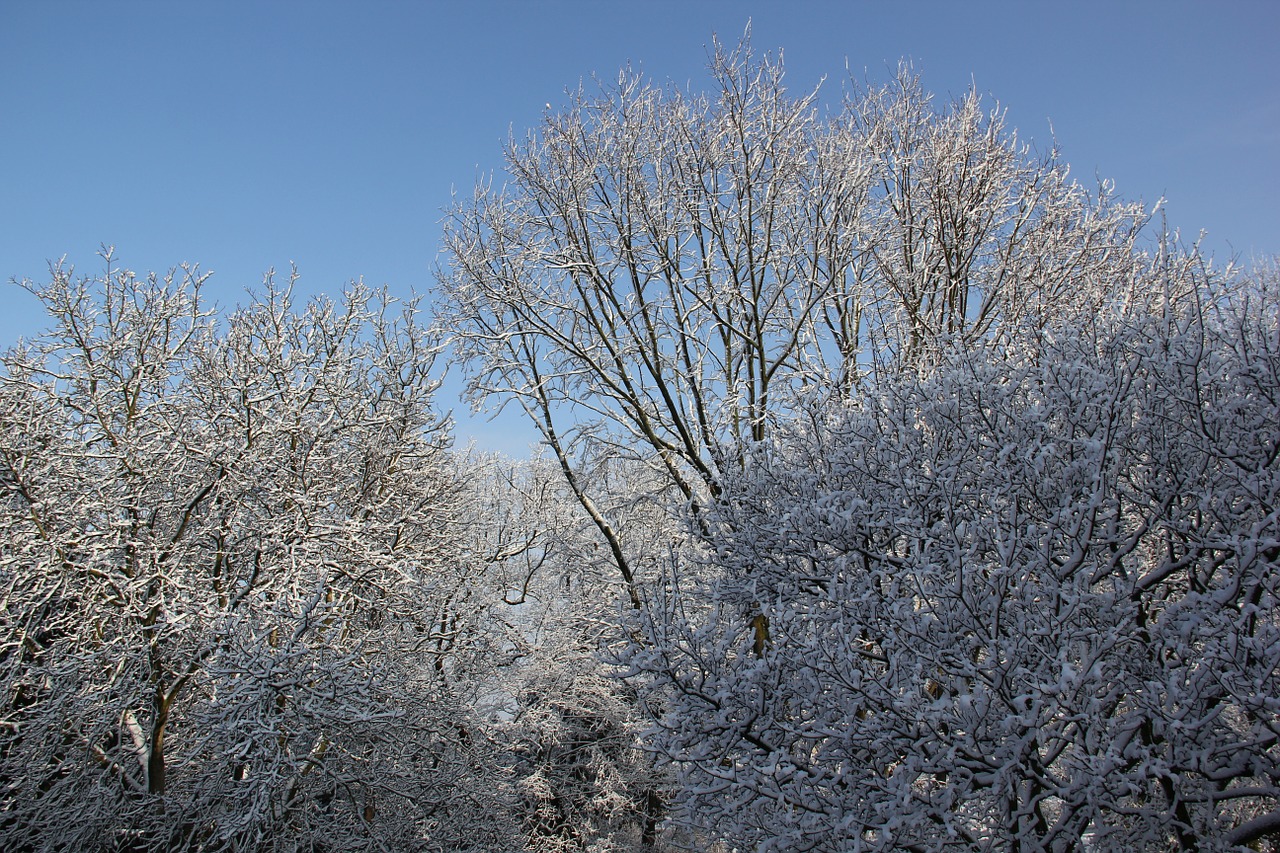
436,33,1148,610
847,64,1148,366
437,40,1162,848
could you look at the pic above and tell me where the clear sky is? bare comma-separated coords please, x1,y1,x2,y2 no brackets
3,0,1277,453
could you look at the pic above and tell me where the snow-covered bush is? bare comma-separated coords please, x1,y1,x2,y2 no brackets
628,257,1280,851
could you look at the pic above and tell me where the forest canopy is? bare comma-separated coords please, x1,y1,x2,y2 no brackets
3,34,1278,853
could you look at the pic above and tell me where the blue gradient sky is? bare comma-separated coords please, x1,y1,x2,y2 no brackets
3,1,1277,453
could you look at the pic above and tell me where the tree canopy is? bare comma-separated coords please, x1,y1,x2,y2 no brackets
437,36,1149,609
3,34,1277,853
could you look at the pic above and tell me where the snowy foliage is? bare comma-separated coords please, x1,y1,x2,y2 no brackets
438,32,1280,851
5,32,1278,853
0,254,516,851
459,454,673,852
626,258,1280,851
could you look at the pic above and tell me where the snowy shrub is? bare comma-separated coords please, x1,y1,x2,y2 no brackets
629,260,1280,851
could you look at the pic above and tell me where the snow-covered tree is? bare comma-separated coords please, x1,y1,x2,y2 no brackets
626,251,1280,851
436,33,1147,607
0,252,516,851
435,29,1172,845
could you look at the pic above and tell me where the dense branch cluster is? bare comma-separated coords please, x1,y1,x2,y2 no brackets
0,260,520,850
627,259,1280,851
438,38,1148,616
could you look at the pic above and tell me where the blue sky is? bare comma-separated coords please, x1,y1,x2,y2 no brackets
3,1,1277,453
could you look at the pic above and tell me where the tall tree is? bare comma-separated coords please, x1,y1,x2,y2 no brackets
436,34,1147,605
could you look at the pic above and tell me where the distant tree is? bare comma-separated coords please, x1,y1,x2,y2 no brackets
626,252,1280,851
0,252,516,852
459,453,673,852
